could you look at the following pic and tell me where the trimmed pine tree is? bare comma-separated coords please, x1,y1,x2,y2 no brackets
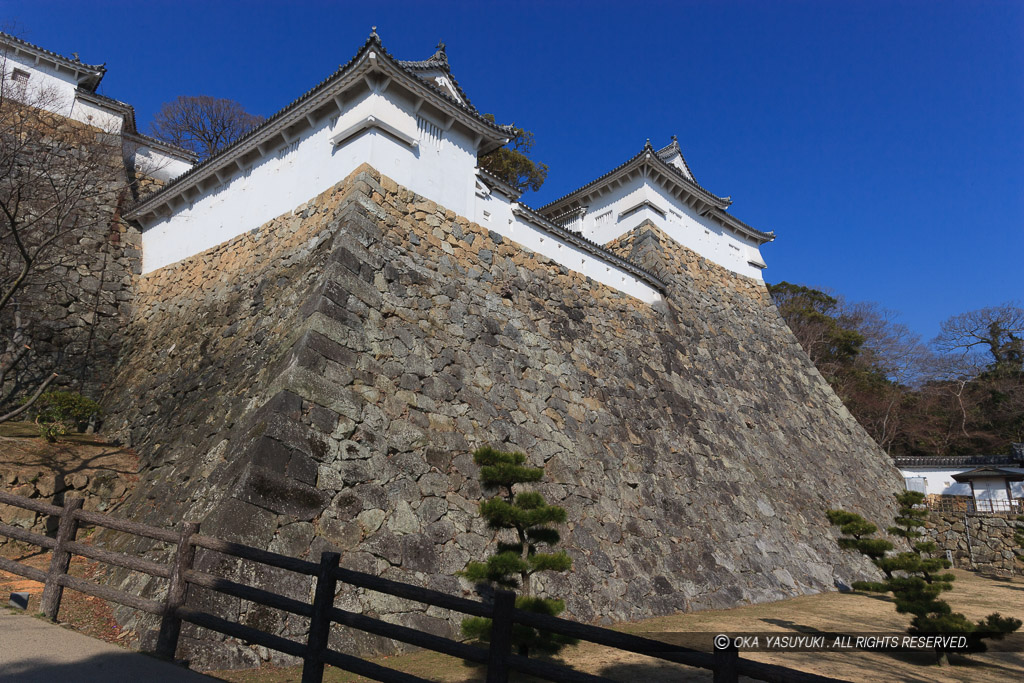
460,446,576,657
828,491,1020,664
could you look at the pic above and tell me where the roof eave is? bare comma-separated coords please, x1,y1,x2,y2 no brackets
0,32,106,89
127,41,509,221
538,149,730,218
511,202,667,293
123,131,198,163
477,168,522,201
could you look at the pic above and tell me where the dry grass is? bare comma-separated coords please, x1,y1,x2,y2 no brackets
208,570,1024,683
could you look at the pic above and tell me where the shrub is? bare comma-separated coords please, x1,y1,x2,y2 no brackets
459,446,576,657
29,391,102,433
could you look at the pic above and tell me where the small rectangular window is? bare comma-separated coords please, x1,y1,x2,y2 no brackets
11,68,29,85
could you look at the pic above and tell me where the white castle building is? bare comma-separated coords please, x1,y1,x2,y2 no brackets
6,31,774,303
0,32,195,182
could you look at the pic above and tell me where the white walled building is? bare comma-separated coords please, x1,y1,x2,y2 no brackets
122,32,775,304
537,137,774,280
0,32,195,182
896,449,1024,512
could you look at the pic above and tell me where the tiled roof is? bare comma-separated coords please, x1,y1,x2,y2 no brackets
0,31,105,90
952,466,1024,482
73,90,196,162
511,201,667,293
706,207,775,242
397,43,477,113
127,33,510,218
477,167,522,200
538,141,776,245
539,140,731,214
894,454,1024,468
655,136,698,183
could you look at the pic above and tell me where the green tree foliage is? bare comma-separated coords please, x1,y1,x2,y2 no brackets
828,491,1020,663
29,390,101,431
478,114,548,194
770,282,1024,457
768,282,866,370
20,390,101,440
460,446,576,657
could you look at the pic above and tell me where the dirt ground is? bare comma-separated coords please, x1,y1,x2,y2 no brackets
0,422,139,482
208,569,1024,683
0,426,142,646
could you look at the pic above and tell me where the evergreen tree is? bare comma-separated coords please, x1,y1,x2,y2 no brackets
828,491,1020,664
479,115,548,193
460,446,575,657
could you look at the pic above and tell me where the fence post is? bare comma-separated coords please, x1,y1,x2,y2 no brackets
302,551,340,683
486,590,515,683
40,497,83,620
713,638,739,683
156,521,200,660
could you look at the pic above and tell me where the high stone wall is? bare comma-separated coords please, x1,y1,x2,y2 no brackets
102,165,902,668
0,112,141,403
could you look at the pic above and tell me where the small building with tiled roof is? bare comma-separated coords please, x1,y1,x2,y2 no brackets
1,31,195,180
536,136,774,280
125,31,666,301
895,448,1024,512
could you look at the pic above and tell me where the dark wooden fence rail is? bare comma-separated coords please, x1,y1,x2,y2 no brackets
0,490,847,683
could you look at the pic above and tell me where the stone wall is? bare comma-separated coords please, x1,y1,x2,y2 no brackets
923,512,1023,573
102,165,902,668
0,468,132,536
0,110,140,404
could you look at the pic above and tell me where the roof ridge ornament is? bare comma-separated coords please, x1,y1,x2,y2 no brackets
369,26,380,43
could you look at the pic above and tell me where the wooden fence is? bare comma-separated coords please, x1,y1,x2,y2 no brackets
0,490,847,683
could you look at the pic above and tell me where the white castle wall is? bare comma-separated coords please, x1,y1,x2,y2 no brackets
2,49,191,182
141,87,480,274
138,84,662,304
899,466,1024,497
473,180,662,303
575,175,768,280
130,143,194,182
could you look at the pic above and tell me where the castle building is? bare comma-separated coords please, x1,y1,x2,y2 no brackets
0,32,195,181
123,32,773,296
3,30,905,667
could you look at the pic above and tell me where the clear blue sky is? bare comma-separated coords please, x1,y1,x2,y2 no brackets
4,0,1021,342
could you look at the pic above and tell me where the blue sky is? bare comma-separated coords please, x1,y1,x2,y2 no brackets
4,0,1021,342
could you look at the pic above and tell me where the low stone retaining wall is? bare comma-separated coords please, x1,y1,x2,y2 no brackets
923,512,1023,573
0,469,130,537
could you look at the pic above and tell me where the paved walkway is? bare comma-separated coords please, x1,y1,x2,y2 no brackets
0,610,215,682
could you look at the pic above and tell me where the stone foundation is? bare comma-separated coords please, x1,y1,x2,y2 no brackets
924,512,1023,573
101,165,902,667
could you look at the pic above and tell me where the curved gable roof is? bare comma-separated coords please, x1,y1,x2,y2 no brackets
127,32,511,220
537,140,775,245
0,31,106,91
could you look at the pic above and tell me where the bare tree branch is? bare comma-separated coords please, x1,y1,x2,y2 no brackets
150,95,263,161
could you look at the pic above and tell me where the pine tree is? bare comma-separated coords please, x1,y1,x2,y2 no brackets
828,491,1020,664
460,446,576,657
